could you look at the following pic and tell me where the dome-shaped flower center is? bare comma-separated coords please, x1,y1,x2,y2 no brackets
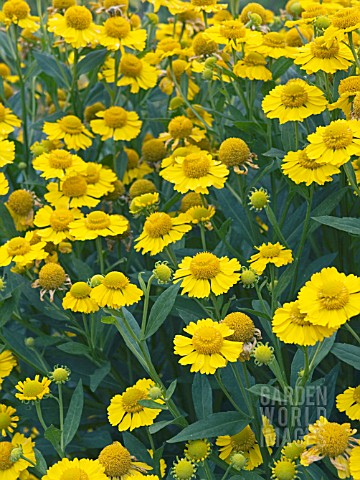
103,271,128,289
191,0,216,5
83,164,100,184
52,367,69,382
48,150,74,169
190,252,221,279
103,107,128,129
288,303,311,326
22,380,45,398
260,244,281,258
0,442,13,471
301,4,327,19
62,175,88,197
273,459,296,480
7,190,33,215
50,209,73,231
219,138,250,166
191,206,211,220
317,423,350,457
282,441,305,460
0,413,11,431
126,150,139,169
254,344,274,364
223,312,255,342
193,33,217,56
7,237,31,257
166,59,186,80
144,212,173,238
70,282,92,298
263,32,285,47
297,150,319,170
318,280,349,310
244,52,267,66
353,385,360,403
281,82,308,108
60,468,89,480
0,105,6,122
59,115,84,134
120,54,143,77
39,263,66,290
3,0,30,20
311,37,339,58
104,17,131,38
322,122,353,149
160,38,181,53
65,6,92,30
220,21,246,40
85,211,111,230
231,427,256,452
338,76,360,95
53,0,76,9
99,442,132,477
192,326,224,354
174,459,196,480
186,440,209,461
168,117,193,139
183,153,211,178
122,387,147,413
332,7,360,29
249,190,269,209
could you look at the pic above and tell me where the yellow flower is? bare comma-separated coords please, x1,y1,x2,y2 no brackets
281,440,305,461
108,378,163,431
159,115,206,148
91,271,143,308
63,281,99,313
246,31,297,59
91,106,142,141
122,147,153,185
174,318,243,374
234,53,272,81
160,151,228,194
0,404,18,436
134,211,192,256
32,149,86,179
306,119,360,166
186,205,215,224
205,19,248,50
0,350,16,386
185,439,211,463
98,441,151,479
129,179,157,198
281,148,340,186
262,415,276,449
249,242,293,275
69,210,129,240
216,426,263,470
174,252,241,298
0,232,48,267
43,115,93,150
5,189,34,232
218,137,254,174
336,386,360,421
129,192,159,215
330,7,360,33
172,457,197,480
0,103,21,140
301,416,358,478
272,300,336,346
43,458,107,480
271,458,297,480
45,173,103,208
0,173,9,196
15,375,51,401
262,78,327,124
240,2,267,23
0,139,15,166
82,162,117,197
99,16,147,51
0,0,39,32
190,0,227,13
34,204,83,244
0,433,35,479
350,446,360,480
297,267,360,329
47,5,100,49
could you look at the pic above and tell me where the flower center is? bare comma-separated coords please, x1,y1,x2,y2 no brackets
182,153,211,178
0,105,6,122
318,280,349,310
0,442,13,471
311,37,340,58
263,32,285,47
103,107,128,129
120,54,143,77
297,150,320,170
50,209,73,231
301,4,327,19
186,440,209,461
191,0,216,5
65,6,92,30
220,21,246,40
338,76,360,95
191,206,211,220
60,468,89,480
289,303,311,326
7,190,33,215
70,282,92,298
0,414,11,431
281,82,308,108
144,212,173,238
189,252,221,279
102,271,128,289
83,164,100,184
332,7,360,29
59,115,84,134
104,17,131,38
7,237,31,257
122,388,146,413
322,122,353,149
317,423,350,457
231,427,256,452
62,175,88,197
160,38,181,53
174,459,196,480
48,150,74,169
3,0,30,20
85,211,111,230
260,244,281,258
273,460,296,480
22,380,45,398
168,116,193,139
244,52,266,66
39,263,66,290
192,326,224,354
353,386,360,403
223,312,255,342
99,443,132,477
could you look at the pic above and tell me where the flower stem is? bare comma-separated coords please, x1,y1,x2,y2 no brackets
141,275,155,337
96,237,105,275
344,322,360,344
58,384,65,455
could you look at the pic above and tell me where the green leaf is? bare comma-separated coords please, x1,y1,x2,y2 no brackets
63,379,84,447
44,425,61,451
280,122,296,152
271,58,294,80
247,384,287,403
144,284,180,339
192,373,213,420
138,399,168,410
149,417,184,434
77,49,108,76
312,216,360,235
165,379,177,400
101,316,117,324
89,362,111,392
168,411,250,443
57,342,90,356
331,343,360,369
33,51,71,88
33,448,47,476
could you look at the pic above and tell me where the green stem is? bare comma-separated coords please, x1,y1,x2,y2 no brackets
348,32,360,70
58,384,65,454
230,363,252,415
35,402,48,431
265,206,289,248
220,464,232,480
164,245,178,269
215,371,243,413
96,237,105,275
344,322,360,344
70,49,80,116
200,223,207,250
146,426,155,452
20,455,37,468
141,275,155,337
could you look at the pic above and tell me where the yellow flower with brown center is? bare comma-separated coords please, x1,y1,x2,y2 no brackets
15,375,51,401
99,16,147,51
216,426,263,470
297,266,360,329
43,115,93,150
0,103,21,140
91,271,143,308
174,251,241,298
249,242,293,275
63,281,99,313
262,78,327,124
0,404,18,437
0,231,48,267
69,210,129,240
34,204,82,244
45,173,103,209
134,211,192,256
234,53,272,81
0,0,39,32
42,458,108,480
246,31,297,59
336,385,360,421
108,379,163,431
47,5,100,48
301,416,358,478
33,149,86,179
98,441,151,479
174,318,243,374
0,433,35,479
5,189,34,231
91,106,142,142
0,139,15,167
